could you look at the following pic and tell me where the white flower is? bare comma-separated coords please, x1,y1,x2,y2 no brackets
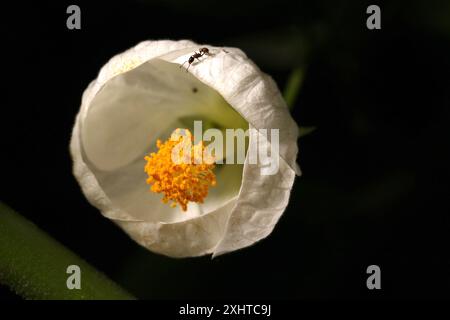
70,40,300,258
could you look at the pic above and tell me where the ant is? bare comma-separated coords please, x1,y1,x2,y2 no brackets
180,47,210,72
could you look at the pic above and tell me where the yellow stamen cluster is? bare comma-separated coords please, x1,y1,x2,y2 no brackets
144,129,216,211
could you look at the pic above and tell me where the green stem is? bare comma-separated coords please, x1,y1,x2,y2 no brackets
0,202,135,300
283,67,305,110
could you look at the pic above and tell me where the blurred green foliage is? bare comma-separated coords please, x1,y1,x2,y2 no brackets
0,202,134,300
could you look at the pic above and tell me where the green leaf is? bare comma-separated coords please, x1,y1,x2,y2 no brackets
283,67,305,110
0,202,135,300
298,126,316,137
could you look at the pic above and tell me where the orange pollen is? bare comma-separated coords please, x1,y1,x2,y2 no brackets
144,129,216,211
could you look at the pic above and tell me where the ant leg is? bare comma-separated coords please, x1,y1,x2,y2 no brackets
180,61,188,69
186,63,191,72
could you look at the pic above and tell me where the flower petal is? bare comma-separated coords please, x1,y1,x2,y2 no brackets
116,197,236,257
212,127,296,257
158,44,300,255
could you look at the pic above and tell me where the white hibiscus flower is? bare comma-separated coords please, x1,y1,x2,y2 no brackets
70,40,300,258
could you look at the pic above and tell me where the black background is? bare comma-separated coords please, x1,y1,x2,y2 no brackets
1,0,450,299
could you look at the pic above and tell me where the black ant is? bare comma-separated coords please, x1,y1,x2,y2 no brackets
180,48,210,72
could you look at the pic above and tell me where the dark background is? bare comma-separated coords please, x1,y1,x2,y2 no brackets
1,0,450,299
